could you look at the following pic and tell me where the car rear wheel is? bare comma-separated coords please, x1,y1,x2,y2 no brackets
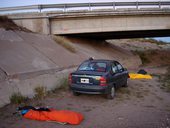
73,91,80,96
107,86,115,99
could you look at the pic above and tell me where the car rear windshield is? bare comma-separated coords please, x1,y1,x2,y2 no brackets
78,61,107,72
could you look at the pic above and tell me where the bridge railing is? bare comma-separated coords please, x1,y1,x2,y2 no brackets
0,1,170,13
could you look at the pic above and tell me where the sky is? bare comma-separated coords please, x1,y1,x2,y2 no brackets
0,0,170,7
0,0,169,43
0,0,129,7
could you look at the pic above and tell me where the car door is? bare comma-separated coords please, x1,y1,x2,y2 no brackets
109,62,120,88
115,61,127,86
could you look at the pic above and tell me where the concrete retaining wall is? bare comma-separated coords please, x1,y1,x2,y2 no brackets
0,68,75,108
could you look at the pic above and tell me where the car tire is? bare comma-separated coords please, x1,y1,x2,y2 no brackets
122,79,128,87
107,86,115,99
73,91,80,96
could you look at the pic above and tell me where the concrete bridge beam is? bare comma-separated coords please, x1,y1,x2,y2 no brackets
8,11,170,38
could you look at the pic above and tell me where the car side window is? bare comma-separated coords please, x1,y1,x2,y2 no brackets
111,63,118,73
115,62,124,72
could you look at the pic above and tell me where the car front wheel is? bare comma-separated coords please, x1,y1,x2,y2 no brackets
122,79,128,87
107,86,115,99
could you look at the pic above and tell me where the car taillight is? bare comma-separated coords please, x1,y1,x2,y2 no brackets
100,77,107,86
128,74,130,78
68,74,72,85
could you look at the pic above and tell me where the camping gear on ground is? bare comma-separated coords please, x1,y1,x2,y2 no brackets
129,69,152,79
18,106,50,112
129,73,152,79
15,106,84,125
137,69,147,75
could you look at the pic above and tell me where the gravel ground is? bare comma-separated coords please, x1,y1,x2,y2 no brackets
0,68,170,128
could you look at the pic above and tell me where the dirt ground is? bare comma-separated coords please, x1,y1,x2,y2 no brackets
0,67,170,128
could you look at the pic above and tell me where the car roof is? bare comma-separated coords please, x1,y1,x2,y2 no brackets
85,59,116,63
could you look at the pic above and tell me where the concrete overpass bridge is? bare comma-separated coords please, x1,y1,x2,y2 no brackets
1,1,170,39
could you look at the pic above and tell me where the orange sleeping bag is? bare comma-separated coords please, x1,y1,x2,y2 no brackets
23,109,84,125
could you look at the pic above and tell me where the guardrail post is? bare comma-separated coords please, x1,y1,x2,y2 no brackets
89,2,91,11
38,5,42,12
159,1,161,9
136,1,139,10
113,2,115,10
64,4,67,12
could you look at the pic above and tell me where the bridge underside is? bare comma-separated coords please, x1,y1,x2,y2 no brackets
61,29,170,39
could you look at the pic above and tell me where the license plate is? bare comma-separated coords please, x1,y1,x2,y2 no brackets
80,78,89,84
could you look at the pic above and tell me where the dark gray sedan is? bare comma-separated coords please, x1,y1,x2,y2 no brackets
69,59,128,99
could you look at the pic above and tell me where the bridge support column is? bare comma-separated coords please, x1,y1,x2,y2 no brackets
44,18,51,35
41,13,51,35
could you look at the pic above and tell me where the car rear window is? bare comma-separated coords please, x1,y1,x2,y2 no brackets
78,61,107,72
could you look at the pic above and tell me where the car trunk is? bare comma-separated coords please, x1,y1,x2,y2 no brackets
72,71,105,86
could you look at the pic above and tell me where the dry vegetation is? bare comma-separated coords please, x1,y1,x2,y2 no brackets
126,38,170,66
128,38,167,45
159,67,170,92
10,92,27,104
134,50,170,66
34,86,47,100
9,77,69,105
52,35,76,53
0,16,30,32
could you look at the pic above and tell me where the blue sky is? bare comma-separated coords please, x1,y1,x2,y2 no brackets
154,37,170,43
0,0,169,7
0,0,169,42
0,0,128,7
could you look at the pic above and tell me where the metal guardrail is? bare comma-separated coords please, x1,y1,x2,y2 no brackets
0,1,170,13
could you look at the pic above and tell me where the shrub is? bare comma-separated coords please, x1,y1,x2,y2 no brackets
0,16,30,32
143,38,165,45
10,92,27,104
131,38,166,45
160,67,170,92
149,50,157,55
135,51,150,65
34,86,47,99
